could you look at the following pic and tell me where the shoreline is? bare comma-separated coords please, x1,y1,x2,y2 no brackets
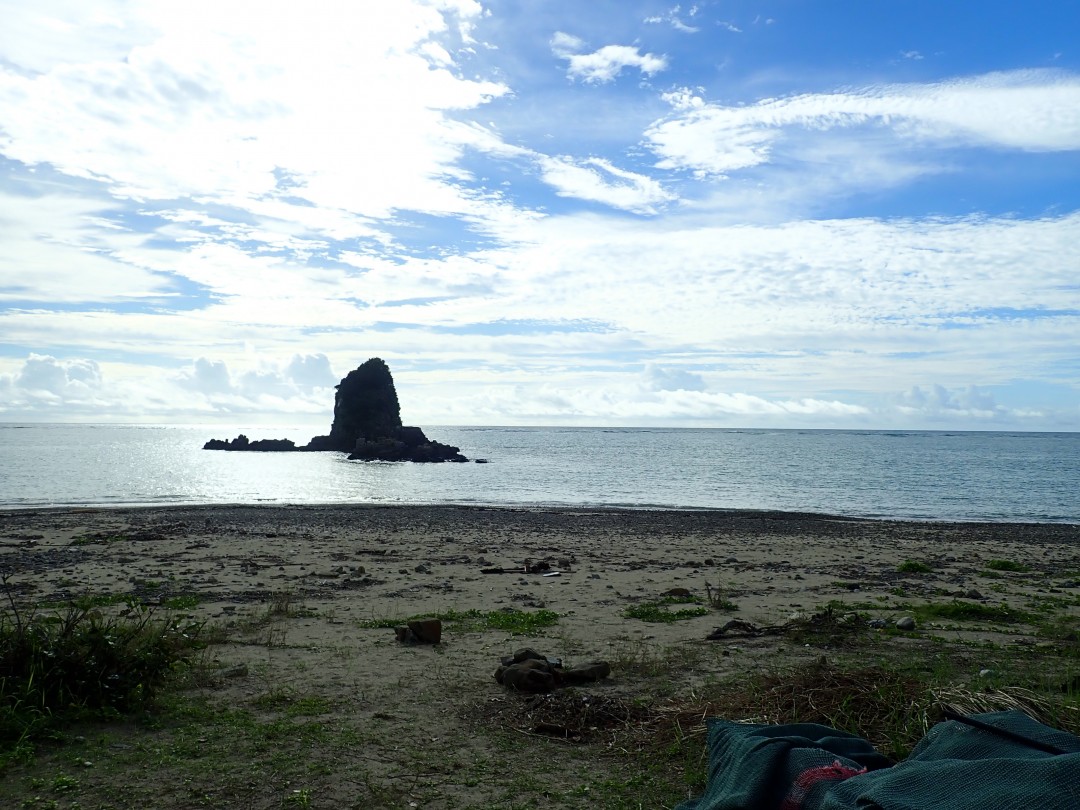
2,500,1078,526
4,503,1078,622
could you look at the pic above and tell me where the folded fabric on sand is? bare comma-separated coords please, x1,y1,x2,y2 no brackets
677,710,1080,810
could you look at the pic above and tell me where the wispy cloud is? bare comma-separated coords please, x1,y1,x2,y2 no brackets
647,70,1080,177
537,156,675,213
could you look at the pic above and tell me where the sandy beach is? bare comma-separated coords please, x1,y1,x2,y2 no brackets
2,505,1079,808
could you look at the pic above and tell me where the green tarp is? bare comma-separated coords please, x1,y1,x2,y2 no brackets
678,710,1080,810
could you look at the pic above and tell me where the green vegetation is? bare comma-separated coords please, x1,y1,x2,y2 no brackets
161,595,200,610
898,560,933,574
705,581,740,612
986,559,1032,573
1,590,205,768
625,595,711,623
912,600,1030,624
356,607,559,635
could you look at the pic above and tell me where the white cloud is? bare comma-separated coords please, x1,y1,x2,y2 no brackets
895,384,1005,421
551,36,668,84
550,31,586,54
641,364,706,392
537,156,675,213
0,0,509,225
661,87,706,111
431,377,870,425
286,354,337,391
0,187,175,303
646,70,1080,177
643,5,701,34
177,358,233,395
16,353,102,396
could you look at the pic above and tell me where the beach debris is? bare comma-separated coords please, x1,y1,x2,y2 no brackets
707,607,877,645
395,618,442,645
662,587,693,598
896,616,917,631
483,557,574,575
494,648,611,694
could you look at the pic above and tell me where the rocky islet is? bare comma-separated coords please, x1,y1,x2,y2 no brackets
204,357,468,462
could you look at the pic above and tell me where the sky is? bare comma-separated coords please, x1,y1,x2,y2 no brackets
1,1,1079,431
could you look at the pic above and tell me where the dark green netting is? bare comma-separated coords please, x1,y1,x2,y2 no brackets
678,711,1080,810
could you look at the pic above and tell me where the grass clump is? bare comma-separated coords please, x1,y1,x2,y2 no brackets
913,601,1029,624
1,585,205,767
898,560,933,574
704,582,739,612
625,596,711,624
986,559,1032,573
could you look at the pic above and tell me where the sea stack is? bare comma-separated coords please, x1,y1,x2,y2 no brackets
204,357,468,462
305,358,467,462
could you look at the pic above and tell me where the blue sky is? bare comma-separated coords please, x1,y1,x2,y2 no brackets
1,1,1079,429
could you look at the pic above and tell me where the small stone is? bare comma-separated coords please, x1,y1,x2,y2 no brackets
979,668,995,678
896,616,916,631
965,589,983,600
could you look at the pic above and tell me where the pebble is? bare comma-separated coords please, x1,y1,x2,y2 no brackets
896,616,916,631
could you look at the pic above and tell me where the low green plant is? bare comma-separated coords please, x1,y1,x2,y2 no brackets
913,601,1030,624
0,582,205,766
624,596,710,624
161,595,200,610
986,559,1031,573
704,582,739,612
898,560,933,574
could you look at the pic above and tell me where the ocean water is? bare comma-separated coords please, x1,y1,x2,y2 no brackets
0,423,1078,522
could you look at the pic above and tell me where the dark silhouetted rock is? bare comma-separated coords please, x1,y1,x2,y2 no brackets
347,427,467,463
305,358,401,452
204,357,467,462
202,435,296,452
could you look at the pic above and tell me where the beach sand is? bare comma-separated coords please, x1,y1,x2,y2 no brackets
2,505,1079,807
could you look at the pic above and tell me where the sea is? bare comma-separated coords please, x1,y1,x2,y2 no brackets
1,424,1078,523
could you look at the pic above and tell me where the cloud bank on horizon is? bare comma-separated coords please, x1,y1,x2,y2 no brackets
1,0,1079,430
